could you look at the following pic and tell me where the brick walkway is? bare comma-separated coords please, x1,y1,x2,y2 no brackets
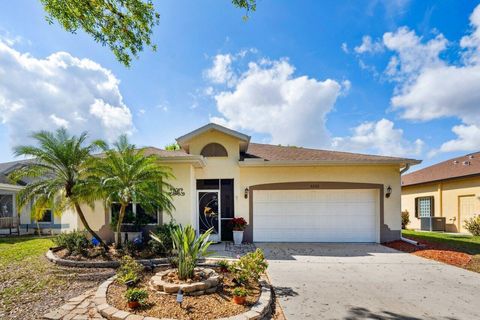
43,289,105,320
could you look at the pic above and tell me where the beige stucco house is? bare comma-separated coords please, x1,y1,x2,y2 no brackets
1,123,420,243
402,152,480,233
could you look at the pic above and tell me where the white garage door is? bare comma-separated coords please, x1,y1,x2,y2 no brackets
253,189,378,242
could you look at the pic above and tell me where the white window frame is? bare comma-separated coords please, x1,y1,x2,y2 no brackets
109,202,160,225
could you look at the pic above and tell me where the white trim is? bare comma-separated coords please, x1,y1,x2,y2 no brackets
196,189,221,242
239,159,421,167
157,156,206,168
0,183,23,191
176,123,250,144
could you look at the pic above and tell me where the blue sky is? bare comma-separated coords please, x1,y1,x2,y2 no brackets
0,1,479,171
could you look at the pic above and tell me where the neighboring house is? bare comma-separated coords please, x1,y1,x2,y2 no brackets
402,152,480,233
0,123,420,242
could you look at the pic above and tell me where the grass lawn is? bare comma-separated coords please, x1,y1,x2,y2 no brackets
402,230,480,273
0,236,108,320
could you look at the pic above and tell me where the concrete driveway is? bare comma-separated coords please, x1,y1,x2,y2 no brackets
256,243,480,320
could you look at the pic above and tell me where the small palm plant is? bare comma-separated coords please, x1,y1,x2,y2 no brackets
152,225,213,280
87,135,174,247
9,129,106,246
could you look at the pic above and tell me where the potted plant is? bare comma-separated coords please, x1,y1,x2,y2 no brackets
125,288,148,309
231,217,247,245
232,286,248,305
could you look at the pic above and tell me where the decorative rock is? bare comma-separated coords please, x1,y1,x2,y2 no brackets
150,268,220,296
163,284,180,294
125,315,144,320
112,310,130,320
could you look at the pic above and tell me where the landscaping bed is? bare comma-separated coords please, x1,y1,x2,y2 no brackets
384,230,480,273
107,267,263,320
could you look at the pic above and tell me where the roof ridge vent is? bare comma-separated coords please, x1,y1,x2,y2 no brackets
463,160,471,166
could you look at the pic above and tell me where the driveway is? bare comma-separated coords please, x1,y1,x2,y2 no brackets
256,243,480,320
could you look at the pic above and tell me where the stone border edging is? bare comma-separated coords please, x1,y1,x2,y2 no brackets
46,249,239,269
94,275,272,320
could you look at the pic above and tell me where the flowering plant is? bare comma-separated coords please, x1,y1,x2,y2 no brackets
231,217,248,231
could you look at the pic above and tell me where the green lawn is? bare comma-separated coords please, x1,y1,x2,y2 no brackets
0,236,64,313
402,230,480,255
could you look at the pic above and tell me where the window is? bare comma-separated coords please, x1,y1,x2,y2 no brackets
415,196,434,218
0,194,13,218
111,203,158,225
200,143,228,157
38,209,52,223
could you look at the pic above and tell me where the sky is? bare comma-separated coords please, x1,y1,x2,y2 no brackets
0,0,480,172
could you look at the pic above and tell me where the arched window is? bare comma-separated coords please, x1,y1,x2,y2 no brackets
200,143,228,157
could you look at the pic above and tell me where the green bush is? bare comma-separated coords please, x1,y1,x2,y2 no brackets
151,224,213,280
125,288,148,302
117,255,143,285
401,211,410,229
53,231,90,255
217,259,230,271
230,249,268,285
464,215,480,236
149,221,178,255
232,286,248,297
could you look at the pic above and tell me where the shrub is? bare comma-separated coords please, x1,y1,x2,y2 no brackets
401,211,410,229
53,231,90,255
117,255,143,285
154,224,213,280
232,286,248,297
230,249,268,285
217,259,230,271
464,215,480,236
125,288,148,303
149,221,178,255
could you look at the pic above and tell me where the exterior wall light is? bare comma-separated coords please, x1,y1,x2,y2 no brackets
244,188,249,199
386,185,392,198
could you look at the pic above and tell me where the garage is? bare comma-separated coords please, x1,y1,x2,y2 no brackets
252,189,379,242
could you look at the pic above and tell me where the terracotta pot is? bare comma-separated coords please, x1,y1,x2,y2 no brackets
232,295,246,305
127,301,140,309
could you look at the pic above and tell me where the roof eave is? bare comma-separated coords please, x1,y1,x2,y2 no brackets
239,159,421,167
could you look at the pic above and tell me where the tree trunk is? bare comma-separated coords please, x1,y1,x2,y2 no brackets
73,202,107,250
115,204,127,248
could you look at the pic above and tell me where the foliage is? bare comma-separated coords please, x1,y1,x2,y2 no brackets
229,249,268,285
464,215,480,236
116,255,143,285
401,211,410,229
9,128,106,247
40,0,257,67
231,217,248,231
125,288,148,302
160,224,213,280
40,0,159,67
217,259,230,270
232,286,248,297
149,221,178,255
164,143,180,151
53,231,90,255
402,230,480,255
86,135,174,246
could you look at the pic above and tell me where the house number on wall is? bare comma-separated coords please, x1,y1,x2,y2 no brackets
170,188,185,196
310,184,321,189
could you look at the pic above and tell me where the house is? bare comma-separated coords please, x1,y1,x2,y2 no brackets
402,152,480,233
1,123,420,242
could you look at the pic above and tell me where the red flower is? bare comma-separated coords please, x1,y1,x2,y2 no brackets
230,217,248,231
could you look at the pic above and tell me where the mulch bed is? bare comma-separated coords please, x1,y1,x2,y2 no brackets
107,267,261,320
55,246,160,262
384,240,472,268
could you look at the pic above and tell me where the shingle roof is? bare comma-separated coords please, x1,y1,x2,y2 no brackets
242,143,419,164
402,151,480,187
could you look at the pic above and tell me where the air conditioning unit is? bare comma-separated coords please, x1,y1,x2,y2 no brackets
420,217,446,231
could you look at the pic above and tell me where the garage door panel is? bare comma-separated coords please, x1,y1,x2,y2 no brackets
253,189,377,242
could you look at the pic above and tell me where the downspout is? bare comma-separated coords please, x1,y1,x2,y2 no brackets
400,163,411,174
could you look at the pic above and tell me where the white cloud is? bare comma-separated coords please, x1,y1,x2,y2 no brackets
356,4,480,154
332,118,423,157
208,58,343,147
341,42,349,53
354,36,384,54
204,54,236,87
0,39,133,145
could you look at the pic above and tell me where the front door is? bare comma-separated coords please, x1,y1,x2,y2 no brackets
459,195,476,233
198,190,221,242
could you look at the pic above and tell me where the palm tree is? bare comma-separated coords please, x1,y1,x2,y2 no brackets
10,129,106,246
88,135,174,247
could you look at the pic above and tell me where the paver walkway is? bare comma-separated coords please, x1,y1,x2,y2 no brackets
43,289,105,320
